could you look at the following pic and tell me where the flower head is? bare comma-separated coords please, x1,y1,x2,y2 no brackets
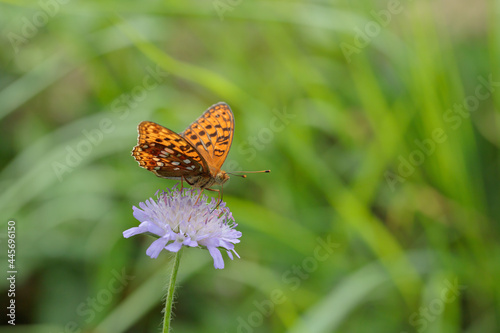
123,186,241,269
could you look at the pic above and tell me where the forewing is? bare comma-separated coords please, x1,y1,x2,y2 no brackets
132,121,208,179
182,102,234,172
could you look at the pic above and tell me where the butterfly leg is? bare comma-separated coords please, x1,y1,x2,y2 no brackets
180,176,184,190
206,187,223,210
218,187,223,208
182,189,204,223
194,189,205,205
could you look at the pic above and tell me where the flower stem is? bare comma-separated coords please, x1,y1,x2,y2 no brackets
163,248,182,333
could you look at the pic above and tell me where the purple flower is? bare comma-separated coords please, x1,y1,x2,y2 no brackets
123,187,241,269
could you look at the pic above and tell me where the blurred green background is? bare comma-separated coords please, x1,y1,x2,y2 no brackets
1,0,499,332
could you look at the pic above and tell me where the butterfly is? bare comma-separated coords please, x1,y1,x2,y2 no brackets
132,102,236,192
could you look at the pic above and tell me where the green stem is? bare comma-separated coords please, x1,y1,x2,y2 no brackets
163,248,182,333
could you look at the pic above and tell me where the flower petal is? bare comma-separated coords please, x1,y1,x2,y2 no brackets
147,222,167,236
123,227,141,238
185,239,198,247
165,241,183,252
207,246,224,269
132,206,149,222
146,237,170,258
123,221,150,238
219,240,235,250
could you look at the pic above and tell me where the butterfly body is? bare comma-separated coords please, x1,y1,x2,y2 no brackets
132,102,234,190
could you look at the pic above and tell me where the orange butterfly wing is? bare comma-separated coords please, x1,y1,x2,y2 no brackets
132,121,209,179
182,102,234,174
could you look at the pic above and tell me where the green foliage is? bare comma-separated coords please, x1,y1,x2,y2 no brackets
1,0,499,332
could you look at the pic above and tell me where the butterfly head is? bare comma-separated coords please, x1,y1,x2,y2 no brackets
215,170,230,185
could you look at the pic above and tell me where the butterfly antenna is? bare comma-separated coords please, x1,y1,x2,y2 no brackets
228,170,271,178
